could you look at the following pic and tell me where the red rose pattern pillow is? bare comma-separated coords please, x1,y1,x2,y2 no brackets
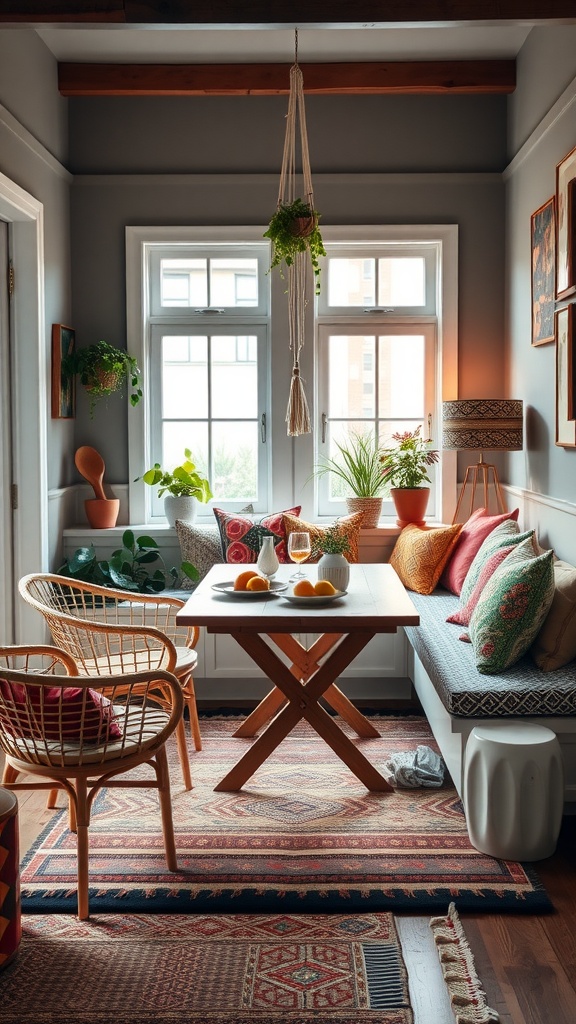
213,506,301,564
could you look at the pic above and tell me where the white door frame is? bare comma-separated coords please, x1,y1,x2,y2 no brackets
0,172,48,642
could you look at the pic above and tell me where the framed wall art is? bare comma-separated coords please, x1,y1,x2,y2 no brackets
555,305,576,448
531,196,556,345
556,145,576,300
51,323,76,419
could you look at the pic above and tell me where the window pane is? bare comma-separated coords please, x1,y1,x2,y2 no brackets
163,422,209,479
211,336,258,418
377,335,424,419
328,335,375,418
327,259,375,306
377,258,425,306
162,336,208,419
212,422,258,500
160,259,207,307
210,258,258,307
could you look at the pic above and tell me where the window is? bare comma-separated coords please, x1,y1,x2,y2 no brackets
127,226,457,526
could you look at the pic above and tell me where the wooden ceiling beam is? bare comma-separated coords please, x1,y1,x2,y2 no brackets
1,1,576,24
58,60,516,96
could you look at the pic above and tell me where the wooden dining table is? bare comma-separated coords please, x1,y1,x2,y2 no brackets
176,562,419,793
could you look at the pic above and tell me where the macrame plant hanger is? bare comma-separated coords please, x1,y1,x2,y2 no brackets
278,29,314,436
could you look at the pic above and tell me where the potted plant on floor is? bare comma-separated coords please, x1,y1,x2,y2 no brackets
264,197,326,295
379,426,439,527
313,432,386,527
136,449,213,527
62,340,142,417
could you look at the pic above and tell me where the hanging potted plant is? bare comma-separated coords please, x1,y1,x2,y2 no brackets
136,449,213,527
313,432,386,528
62,340,142,417
379,427,439,528
264,197,326,295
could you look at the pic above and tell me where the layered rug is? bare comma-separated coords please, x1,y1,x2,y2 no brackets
20,716,550,915
0,907,498,1024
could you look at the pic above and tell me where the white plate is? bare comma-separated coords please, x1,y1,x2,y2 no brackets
211,580,288,598
281,590,347,605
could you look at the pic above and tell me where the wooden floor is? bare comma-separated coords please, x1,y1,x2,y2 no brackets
8,770,576,1024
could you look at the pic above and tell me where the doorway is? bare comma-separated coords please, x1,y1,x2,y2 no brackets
0,220,14,640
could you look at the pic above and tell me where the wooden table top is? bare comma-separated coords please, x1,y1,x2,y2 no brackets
176,563,420,634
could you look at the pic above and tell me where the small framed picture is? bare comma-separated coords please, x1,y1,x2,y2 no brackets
51,324,76,419
556,145,576,300
531,197,556,346
555,305,576,448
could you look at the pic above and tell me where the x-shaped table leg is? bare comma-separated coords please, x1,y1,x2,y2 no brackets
214,630,393,792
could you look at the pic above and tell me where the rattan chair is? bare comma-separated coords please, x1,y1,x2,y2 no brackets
0,645,182,920
18,574,201,791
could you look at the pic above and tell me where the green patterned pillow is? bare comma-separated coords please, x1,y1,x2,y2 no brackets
468,539,555,674
459,520,531,607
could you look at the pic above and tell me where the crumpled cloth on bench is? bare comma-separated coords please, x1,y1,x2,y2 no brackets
384,745,446,788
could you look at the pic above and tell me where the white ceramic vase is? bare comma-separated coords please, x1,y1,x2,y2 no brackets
257,535,280,578
317,552,350,592
164,495,198,528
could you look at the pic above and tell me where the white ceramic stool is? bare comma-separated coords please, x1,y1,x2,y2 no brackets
463,723,563,861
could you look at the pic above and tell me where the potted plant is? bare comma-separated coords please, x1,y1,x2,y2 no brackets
379,426,439,527
137,448,213,527
312,524,351,592
57,530,199,594
264,197,326,294
314,432,386,527
62,340,142,417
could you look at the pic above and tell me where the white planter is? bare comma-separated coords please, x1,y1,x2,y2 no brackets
164,495,198,528
317,553,350,592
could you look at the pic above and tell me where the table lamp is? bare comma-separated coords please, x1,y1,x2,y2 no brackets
442,399,523,523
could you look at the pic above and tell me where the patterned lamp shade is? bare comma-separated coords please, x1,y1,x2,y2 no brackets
442,399,523,451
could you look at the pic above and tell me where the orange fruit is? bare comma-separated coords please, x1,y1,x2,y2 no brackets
314,579,337,596
293,579,315,597
246,575,270,592
234,570,260,591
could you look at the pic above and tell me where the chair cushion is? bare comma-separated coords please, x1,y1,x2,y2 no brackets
175,521,223,587
468,540,555,673
281,512,366,563
10,705,170,765
531,559,576,670
213,506,301,564
174,647,198,675
389,523,462,595
0,681,122,744
440,507,520,595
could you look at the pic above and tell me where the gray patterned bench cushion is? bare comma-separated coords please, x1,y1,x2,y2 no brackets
404,589,576,718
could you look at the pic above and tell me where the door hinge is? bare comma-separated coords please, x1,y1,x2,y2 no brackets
8,261,14,298
11,484,18,510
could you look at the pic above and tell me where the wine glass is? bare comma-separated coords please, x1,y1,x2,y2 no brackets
288,531,312,581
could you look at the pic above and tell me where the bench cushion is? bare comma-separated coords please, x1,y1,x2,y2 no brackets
404,589,576,717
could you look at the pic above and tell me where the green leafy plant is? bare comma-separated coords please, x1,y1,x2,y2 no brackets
57,530,199,594
136,449,213,501
264,198,326,294
379,426,439,489
312,524,351,559
314,432,386,498
62,340,142,416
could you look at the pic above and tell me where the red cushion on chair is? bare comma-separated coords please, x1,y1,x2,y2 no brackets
0,680,122,744
440,507,520,596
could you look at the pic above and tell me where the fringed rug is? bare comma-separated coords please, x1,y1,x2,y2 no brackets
20,716,550,915
0,907,498,1024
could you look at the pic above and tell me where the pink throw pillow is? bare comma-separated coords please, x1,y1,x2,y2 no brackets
446,545,516,626
440,507,520,596
0,680,122,744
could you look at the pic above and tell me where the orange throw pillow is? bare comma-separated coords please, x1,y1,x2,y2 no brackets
282,512,365,563
390,523,462,595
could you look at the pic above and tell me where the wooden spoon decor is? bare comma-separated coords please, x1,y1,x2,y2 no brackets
75,446,119,528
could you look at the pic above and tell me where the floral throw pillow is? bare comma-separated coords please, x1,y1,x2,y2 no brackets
468,540,555,673
458,520,531,608
213,506,301,565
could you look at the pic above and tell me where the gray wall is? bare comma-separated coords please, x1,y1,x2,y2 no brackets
68,93,507,483
506,28,576,506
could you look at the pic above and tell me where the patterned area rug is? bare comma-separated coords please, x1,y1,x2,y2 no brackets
20,716,550,914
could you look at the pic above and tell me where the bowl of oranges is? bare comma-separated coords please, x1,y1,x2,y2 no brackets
211,570,288,598
282,578,346,605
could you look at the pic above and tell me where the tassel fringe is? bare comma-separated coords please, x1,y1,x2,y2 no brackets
429,903,500,1024
286,366,311,436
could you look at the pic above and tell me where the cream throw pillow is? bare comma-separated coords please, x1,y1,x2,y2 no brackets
531,559,576,671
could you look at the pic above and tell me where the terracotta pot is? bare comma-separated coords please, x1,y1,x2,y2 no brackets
345,496,383,528
85,498,120,529
288,215,317,239
390,487,430,528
